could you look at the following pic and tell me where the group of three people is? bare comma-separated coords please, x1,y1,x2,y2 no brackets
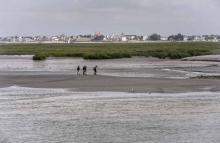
77,65,98,75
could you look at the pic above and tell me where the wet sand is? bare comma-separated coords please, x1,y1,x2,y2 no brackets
1,56,220,143
1,74,220,93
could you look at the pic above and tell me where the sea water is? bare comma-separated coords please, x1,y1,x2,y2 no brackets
0,86,220,143
1,55,220,79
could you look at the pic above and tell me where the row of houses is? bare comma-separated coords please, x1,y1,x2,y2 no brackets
1,34,220,43
120,34,220,42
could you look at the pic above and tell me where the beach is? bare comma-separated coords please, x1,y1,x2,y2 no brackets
1,55,220,93
1,55,220,78
1,55,220,143
1,74,220,93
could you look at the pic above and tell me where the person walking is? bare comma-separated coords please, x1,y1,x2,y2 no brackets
93,65,98,75
83,65,87,75
77,65,80,75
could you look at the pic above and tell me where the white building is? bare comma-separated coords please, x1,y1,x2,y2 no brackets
51,36,60,42
183,36,188,42
160,37,168,41
142,36,148,41
18,37,24,42
23,37,34,43
121,36,128,42
212,37,218,42
193,36,202,41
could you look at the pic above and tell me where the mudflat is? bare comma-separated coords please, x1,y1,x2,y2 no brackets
1,74,220,93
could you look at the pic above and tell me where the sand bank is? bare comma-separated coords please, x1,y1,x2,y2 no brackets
1,74,220,93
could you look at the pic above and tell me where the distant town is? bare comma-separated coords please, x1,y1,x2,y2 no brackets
0,33,220,43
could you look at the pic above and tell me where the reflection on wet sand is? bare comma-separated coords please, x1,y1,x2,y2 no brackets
1,55,220,79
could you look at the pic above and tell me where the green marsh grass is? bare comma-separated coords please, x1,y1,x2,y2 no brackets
0,42,219,60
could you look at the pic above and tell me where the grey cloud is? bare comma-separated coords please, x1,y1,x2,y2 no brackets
0,0,219,36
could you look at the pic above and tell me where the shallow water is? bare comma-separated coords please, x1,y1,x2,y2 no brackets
0,86,220,143
1,55,220,79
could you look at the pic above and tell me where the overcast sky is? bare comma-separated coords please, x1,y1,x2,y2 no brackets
0,0,219,36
